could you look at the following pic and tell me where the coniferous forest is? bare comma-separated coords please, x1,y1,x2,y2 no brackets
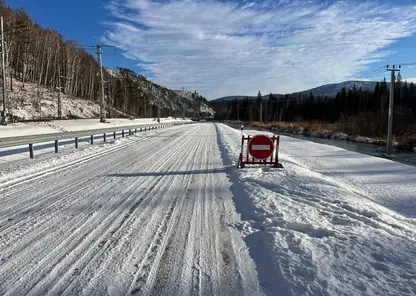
214,76,416,140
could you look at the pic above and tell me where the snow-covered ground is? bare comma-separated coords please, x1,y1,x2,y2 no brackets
0,117,192,138
217,124,416,295
0,124,261,296
0,123,415,295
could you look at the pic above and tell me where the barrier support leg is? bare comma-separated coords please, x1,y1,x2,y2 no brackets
239,135,245,168
103,133,106,142
91,135,94,145
29,143,34,159
75,137,79,149
274,136,283,168
113,131,116,139
55,140,59,153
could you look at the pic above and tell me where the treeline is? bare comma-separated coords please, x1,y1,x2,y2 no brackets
0,2,209,119
216,76,416,137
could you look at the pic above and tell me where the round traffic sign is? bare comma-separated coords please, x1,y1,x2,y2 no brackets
248,135,274,160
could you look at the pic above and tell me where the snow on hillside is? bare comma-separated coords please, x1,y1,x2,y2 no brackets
108,70,215,116
173,89,215,115
2,77,214,121
4,80,127,120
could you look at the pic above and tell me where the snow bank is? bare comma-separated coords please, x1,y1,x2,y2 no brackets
0,117,192,138
0,124,189,183
216,123,416,296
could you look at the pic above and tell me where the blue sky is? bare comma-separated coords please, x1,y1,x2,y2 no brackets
7,0,416,99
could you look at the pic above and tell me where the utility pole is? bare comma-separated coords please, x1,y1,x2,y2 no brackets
56,69,70,119
57,65,62,119
80,44,115,122
1,17,7,125
96,45,106,123
179,87,185,119
260,100,263,130
258,91,263,131
386,64,401,156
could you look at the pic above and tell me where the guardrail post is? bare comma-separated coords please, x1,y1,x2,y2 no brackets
122,130,125,137
75,137,79,149
140,127,142,132
144,127,147,132
135,128,137,133
103,133,106,142
29,143,34,159
91,135,94,145
113,131,116,139
55,140,59,153
129,129,131,135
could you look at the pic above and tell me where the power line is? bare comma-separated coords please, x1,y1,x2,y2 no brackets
61,42,100,71
354,66,387,80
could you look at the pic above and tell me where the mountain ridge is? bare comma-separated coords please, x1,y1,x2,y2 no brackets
211,80,385,102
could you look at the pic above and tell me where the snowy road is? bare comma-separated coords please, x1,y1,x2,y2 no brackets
0,124,261,296
1,122,416,296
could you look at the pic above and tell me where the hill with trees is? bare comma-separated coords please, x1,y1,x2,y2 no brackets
0,1,213,121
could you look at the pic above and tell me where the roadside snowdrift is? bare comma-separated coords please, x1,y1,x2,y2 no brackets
0,117,191,138
216,123,416,296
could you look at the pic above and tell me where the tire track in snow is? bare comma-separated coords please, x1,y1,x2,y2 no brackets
144,133,207,296
0,126,187,217
56,126,201,296
0,125,200,295
145,125,255,296
0,128,193,252
0,123,263,296
126,126,207,296
0,129,154,192
0,127,184,229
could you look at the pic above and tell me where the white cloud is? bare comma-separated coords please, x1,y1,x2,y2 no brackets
102,0,416,99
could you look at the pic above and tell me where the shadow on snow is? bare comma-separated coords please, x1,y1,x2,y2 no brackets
214,124,292,296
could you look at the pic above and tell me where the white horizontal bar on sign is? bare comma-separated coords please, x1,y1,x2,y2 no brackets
251,145,271,150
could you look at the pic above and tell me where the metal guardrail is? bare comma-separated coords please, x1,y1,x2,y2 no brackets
0,121,188,158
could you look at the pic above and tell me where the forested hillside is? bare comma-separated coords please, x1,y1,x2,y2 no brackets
0,1,213,120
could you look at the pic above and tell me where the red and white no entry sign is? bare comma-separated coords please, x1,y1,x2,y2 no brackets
248,135,274,160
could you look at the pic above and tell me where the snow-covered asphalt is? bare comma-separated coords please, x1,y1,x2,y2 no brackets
1,123,416,296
